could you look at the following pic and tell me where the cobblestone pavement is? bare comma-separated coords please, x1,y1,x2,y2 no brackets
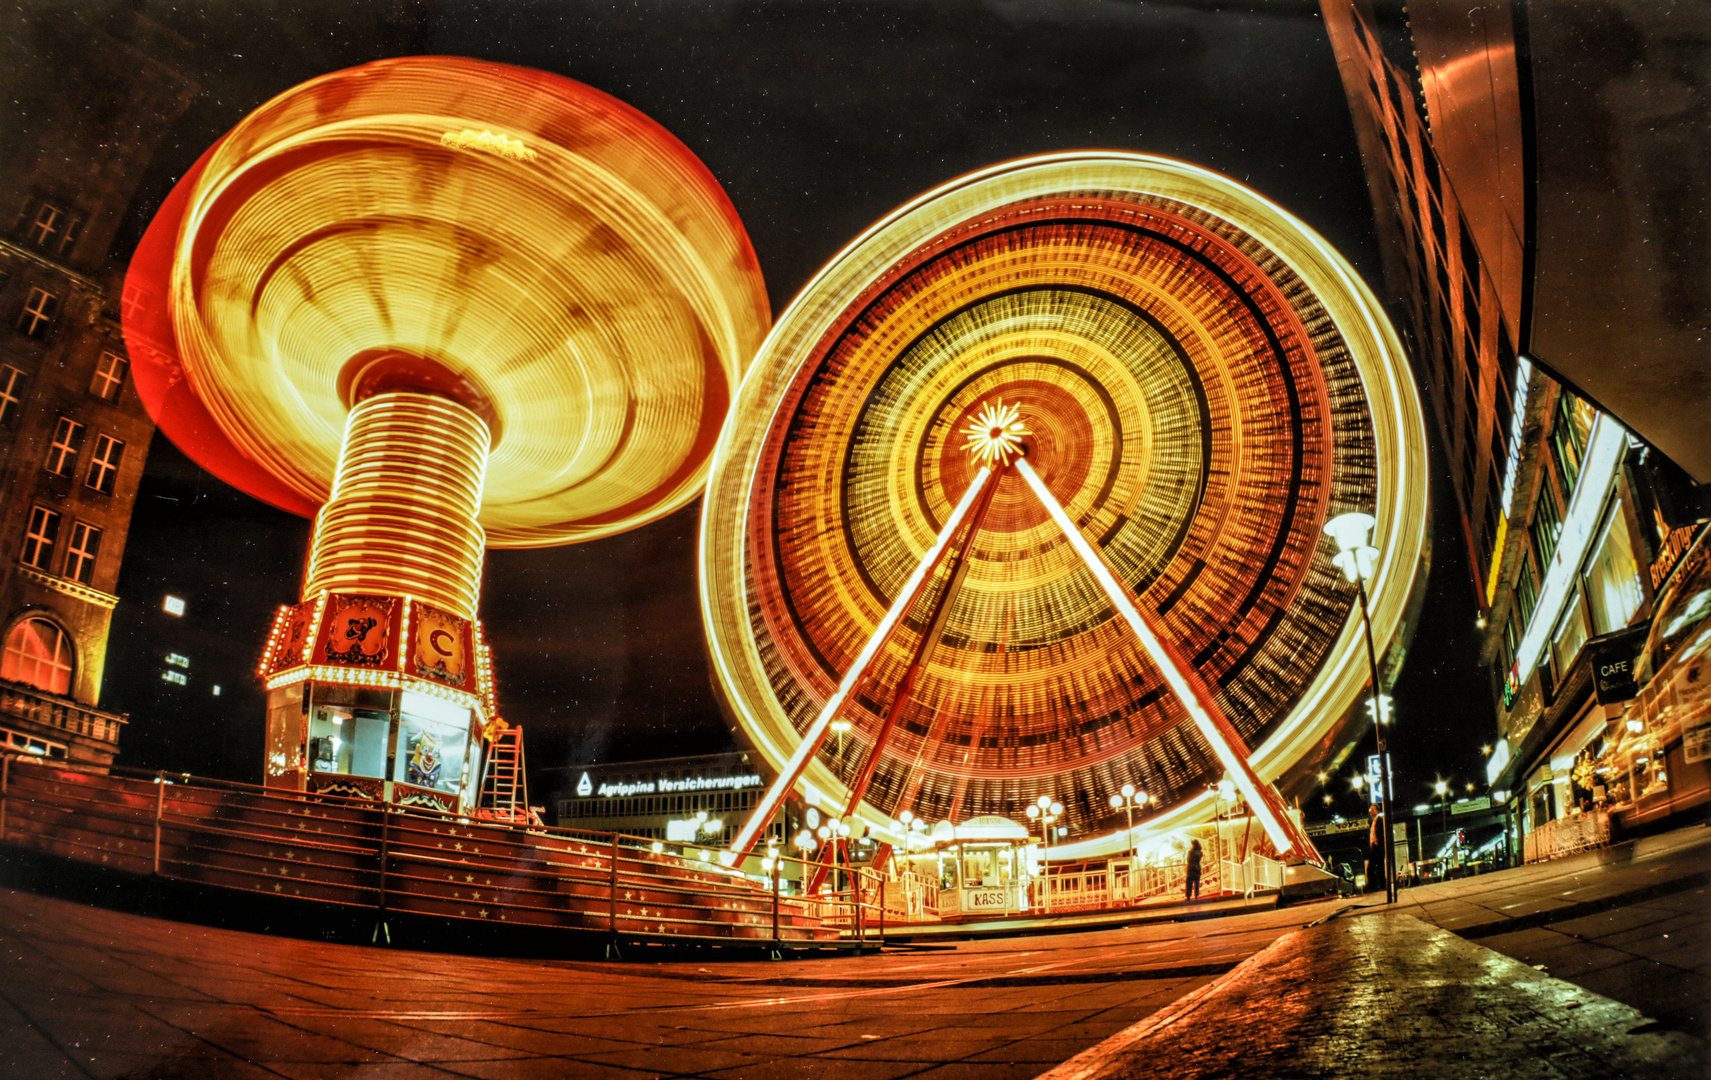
0,885,1336,1080
3,825,1707,1079
1038,912,1704,1080
1387,824,1711,1038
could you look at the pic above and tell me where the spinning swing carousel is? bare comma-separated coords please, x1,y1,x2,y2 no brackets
704,154,1429,868
123,56,769,815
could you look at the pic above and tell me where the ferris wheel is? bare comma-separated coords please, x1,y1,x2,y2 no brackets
703,153,1429,861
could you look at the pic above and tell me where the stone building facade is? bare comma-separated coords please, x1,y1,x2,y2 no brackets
0,10,196,767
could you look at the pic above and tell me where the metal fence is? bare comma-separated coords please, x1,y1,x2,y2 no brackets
0,755,872,950
1522,809,1610,863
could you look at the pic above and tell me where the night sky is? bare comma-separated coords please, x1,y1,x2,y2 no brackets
13,0,1491,807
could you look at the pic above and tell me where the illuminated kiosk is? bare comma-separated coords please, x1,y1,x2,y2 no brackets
124,57,768,814
706,154,1427,879
923,816,1032,917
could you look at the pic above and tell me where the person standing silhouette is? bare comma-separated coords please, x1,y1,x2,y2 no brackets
1365,804,1384,893
1185,839,1203,901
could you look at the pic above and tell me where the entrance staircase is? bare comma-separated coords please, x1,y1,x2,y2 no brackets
0,756,840,948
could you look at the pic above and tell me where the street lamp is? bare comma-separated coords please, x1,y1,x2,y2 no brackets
1025,795,1063,912
1434,778,1450,863
1323,511,1398,904
1213,778,1237,884
1108,783,1147,862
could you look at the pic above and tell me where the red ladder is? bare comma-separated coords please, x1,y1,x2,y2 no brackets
477,726,537,826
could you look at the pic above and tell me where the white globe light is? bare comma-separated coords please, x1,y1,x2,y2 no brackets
1323,512,1376,554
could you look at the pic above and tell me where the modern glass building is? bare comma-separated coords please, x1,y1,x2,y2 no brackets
1323,0,1710,860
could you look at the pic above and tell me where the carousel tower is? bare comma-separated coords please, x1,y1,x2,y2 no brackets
124,57,769,813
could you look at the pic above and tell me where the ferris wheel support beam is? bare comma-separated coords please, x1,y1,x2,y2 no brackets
805,463,1005,894
730,464,1000,861
1014,457,1321,862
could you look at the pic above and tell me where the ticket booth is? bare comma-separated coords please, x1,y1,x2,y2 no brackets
930,815,1031,916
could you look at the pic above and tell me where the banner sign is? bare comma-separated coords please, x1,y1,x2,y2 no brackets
318,594,397,669
269,599,320,675
411,602,474,689
1587,624,1649,705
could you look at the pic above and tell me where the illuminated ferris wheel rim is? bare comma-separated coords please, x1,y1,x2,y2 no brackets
701,151,1428,843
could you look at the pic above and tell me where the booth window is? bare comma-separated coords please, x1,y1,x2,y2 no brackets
308,704,389,778
394,689,470,795
2,617,74,695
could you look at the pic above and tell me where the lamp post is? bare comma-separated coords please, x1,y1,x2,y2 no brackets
1434,778,1450,866
1214,778,1236,891
1108,783,1146,859
1109,784,1146,903
1025,795,1063,913
1323,512,1397,904
794,828,817,894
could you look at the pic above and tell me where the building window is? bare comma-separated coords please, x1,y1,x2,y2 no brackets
1550,391,1595,495
27,203,61,247
1,617,75,695
20,505,60,569
13,198,83,257
1529,480,1563,568
89,352,127,402
0,365,24,425
85,434,123,494
43,416,84,475
17,288,58,339
1550,589,1590,684
1514,557,1538,627
64,522,101,585
1584,497,1644,635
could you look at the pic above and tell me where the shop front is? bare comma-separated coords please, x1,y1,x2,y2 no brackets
1592,533,1711,831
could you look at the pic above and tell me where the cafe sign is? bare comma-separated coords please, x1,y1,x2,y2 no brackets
1587,624,1650,705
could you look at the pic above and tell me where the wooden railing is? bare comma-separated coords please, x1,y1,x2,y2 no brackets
0,756,860,950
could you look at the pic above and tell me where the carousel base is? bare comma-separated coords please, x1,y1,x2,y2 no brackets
0,760,843,956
